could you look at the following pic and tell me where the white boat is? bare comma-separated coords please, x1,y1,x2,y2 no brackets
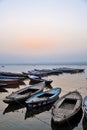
28,75,53,85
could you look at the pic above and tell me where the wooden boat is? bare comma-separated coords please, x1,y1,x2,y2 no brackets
0,78,23,85
51,108,83,129
25,88,61,108
54,67,85,73
83,96,87,119
28,75,53,85
0,71,28,77
0,83,7,87
51,91,82,125
27,67,84,77
3,82,45,104
0,75,25,80
28,70,48,76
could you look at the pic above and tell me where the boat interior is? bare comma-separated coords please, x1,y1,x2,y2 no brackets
19,88,39,95
59,98,77,110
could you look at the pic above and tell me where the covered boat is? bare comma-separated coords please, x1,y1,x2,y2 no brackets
25,87,61,108
28,75,53,85
51,91,82,125
83,96,87,119
3,82,45,104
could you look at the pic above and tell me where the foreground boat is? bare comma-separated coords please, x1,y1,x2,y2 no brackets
3,82,45,104
28,75,53,85
25,88,61,108
51,108,83,129
83,96,87,119
51,91,82,125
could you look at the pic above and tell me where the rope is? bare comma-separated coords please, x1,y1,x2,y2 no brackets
53,114,73,130
34,116,50,126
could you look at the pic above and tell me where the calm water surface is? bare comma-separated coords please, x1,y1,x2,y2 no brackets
0,64,87,130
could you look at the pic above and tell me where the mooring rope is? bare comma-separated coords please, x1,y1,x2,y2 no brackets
34,115,50,126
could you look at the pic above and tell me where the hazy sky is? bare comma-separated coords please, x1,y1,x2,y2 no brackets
0,0,87,64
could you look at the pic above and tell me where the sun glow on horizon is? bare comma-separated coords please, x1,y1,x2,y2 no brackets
0,0,87,63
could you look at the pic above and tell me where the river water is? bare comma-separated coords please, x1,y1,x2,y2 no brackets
0,64,87,130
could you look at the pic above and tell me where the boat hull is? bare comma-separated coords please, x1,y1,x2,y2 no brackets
26,88,61,108
51,108,83,127
51,91,82,125
0,79,22,85
28,75,53,85
3,82,45,104
27,94,59,108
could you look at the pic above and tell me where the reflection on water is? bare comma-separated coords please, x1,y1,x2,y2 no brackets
3,102,53,119
82,117,87,130
0,88,8,92
25,104,53,120
51,109,83,130
3,103,26,115
0,65,87,130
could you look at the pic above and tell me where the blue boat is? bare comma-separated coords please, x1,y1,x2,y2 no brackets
25,88,61,108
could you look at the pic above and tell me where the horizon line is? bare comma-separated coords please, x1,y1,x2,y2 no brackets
0,61,87,66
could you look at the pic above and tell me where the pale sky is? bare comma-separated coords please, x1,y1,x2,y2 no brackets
0,0,87,64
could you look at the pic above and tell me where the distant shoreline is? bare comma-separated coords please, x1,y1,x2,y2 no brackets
0,62,87,66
